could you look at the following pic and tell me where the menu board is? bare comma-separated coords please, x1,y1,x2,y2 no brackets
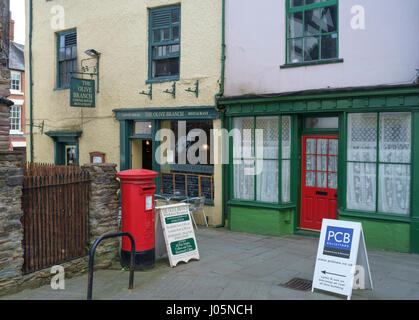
157,203,200,268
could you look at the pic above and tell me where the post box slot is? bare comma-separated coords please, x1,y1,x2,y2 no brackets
141,187,155,192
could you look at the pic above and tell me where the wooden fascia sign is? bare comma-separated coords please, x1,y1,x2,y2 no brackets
157,203,200,267
312,219,373,300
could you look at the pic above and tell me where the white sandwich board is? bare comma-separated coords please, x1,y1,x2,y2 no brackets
157,203,200,267
312,219,373,300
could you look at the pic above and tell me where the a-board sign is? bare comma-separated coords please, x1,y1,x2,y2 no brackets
312,219,373,300
70,78,95,108
157,203,200,267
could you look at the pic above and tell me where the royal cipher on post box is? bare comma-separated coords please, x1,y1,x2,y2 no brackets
117,169,158,270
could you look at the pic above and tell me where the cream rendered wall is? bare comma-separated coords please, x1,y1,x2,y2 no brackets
26,0,222,165
26,0,223,226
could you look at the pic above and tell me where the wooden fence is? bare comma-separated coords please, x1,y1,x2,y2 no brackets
21,163,90,274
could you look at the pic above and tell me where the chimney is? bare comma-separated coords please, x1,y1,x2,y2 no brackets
9,17,14,42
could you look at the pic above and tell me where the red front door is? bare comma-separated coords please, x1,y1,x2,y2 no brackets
301,135,338,231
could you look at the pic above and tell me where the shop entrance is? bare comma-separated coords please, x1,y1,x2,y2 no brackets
131,139,153,170
300,135,338,231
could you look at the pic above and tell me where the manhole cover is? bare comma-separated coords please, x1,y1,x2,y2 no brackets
280,278,313,291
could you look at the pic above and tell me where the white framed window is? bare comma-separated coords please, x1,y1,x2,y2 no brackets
10,105,22,134
10,71,22,93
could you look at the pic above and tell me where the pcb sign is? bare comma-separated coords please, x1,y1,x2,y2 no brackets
70,78,95,108
312,219,373,300
157,203,199,267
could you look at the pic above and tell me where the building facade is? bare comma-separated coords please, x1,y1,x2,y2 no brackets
218,0,419,253
8,17,26,152
26,0,224,226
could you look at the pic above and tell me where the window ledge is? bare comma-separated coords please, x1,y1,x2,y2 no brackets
228,199,296,210
338,209,411,223
146,76,180,84
54,86,70,91
280,58,344,69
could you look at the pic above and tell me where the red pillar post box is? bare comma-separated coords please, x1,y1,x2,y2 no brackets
117,169,159,270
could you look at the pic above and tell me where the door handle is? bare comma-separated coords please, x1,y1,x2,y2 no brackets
316,191,328,196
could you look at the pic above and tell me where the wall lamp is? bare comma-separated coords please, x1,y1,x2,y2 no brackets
81,49,101,93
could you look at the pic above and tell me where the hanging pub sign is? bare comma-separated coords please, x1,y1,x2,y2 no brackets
312,219,373,300
70,78,95,108
157,203,200,267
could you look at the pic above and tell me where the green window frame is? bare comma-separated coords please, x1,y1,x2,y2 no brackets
148,6,181,83
56,29,77,89
286,0,339,64
231,116,293,205
345,112,412,216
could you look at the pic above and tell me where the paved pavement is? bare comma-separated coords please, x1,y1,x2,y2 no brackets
2,227,419,300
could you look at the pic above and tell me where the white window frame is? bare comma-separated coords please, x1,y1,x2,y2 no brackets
9,103,23,135
10,71,23,95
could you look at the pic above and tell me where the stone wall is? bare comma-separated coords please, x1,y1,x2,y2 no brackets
0,163,121,297
82,163,121,269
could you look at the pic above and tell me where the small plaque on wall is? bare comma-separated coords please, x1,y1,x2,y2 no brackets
90,152,106,164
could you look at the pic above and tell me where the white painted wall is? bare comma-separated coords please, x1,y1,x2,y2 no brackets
224,0,419,96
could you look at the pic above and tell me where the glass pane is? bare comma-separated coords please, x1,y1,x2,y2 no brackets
321,34,338,60
306,171,315,187
304,36,319,61
162,28,170,41
321,6,338,33
305,117,338,129
172,25,180,41
289,12,303,38
346,162,376,212
257,160,279,203
378,164,410,215
172,8,180,23
66,47,72,60
288,39,303,63
306,155,316,171
317,139,328,155
317,155,327,171
290,0,303,7
134,122,152,135
282,160,291,203
306,138,316,154
282,116,292,159
306,0,322,4
328,156,338,172
304,9,321,36
71,46,77,59
347,113,377,162
329,139,338,155
317,172,327,188
233,117,254,159
256,117,279,159
152,58,179,78
328,173,337,189
379,112,411,163
234,162,254,201
153,29,161,42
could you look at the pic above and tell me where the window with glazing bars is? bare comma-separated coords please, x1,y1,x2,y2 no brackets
232,116,292,204
57,30,77,88
346,112,412,216
287,0,339,64
149,6,180,80
10,105,21,132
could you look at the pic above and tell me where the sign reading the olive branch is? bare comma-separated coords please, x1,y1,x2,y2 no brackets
157,203,199,267
70,78,95,108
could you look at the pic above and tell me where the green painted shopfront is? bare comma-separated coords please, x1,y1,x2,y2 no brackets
218,84,419,254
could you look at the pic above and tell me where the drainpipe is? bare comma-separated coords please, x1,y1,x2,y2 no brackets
28,0,34,162
215,0,226,228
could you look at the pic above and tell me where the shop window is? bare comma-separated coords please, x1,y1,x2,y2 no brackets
149,6,180,82
57,30,77,88
232,116,292,204
346,112,411,215
287,0,338,64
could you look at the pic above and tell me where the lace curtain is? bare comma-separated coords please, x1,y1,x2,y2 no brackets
346,112,411,215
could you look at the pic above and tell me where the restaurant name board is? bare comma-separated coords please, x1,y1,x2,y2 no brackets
70,78,95,108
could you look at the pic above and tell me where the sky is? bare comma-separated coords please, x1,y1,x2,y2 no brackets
10,0,25,45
